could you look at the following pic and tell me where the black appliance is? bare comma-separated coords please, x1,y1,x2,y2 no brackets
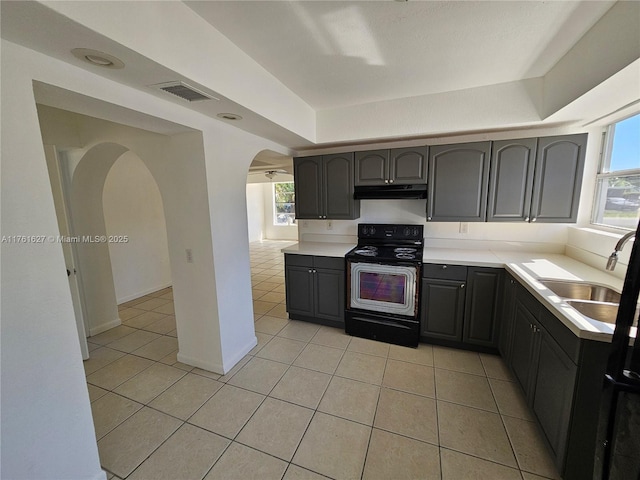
345,223,423,347
353,184,428,200
594,220,640,479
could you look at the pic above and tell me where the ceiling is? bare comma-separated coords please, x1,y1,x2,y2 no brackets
186,1,614,110
1,0,637,175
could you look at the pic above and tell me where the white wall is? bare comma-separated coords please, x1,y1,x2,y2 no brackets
246,183,264,242
103,152,172,303
1,39,291,480
1,43,105,480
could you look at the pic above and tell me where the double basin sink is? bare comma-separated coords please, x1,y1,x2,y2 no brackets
539,279,638,328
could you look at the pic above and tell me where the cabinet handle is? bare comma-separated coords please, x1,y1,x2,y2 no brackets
389,179,394,183
385,179,389,184
532,217,537,222
460,283,465,289
524,217,530,222
308,269,313,273
427,216,432,221
442,265,447,269
318,216,322,219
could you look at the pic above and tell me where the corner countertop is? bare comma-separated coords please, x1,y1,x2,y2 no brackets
422,248,629,343
281,241,356,257
282,242,633,343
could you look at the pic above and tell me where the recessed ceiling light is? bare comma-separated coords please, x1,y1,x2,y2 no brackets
217,113,243,121
71,48,125,69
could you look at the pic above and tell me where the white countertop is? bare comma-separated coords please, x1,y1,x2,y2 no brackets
423,248,628,342
282,242,633,343
281,241,356,257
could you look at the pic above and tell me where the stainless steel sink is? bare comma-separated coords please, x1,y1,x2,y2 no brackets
565,300,639,327
539,279,621,303
565,300,619,325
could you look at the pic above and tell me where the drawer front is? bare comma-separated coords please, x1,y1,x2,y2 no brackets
285,254,313,268
314,256,344,270
423,264,467,281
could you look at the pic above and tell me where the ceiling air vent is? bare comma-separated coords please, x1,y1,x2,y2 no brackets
152,81,218,102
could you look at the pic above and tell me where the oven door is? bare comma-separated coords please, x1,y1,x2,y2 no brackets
348,261,418,318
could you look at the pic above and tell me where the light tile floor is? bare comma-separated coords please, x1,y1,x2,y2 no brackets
87,240,561,480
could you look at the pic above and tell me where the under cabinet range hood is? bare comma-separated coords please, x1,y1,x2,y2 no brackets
353,184,428,200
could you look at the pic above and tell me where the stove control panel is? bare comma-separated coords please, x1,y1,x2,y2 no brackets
358,223,423,242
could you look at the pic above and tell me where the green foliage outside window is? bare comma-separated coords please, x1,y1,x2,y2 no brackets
274,182,296,225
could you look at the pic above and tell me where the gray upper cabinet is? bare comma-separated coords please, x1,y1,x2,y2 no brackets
530,134,587,223
355,150,389,185
294,156,323,219
294,154,360,220
427,142,491,222
390,147,428,184
487,138,537,222
355,147,427,186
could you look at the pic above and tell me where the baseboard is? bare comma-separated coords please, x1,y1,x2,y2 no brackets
117,281,172,304
89,317,121,336
176,335,257,375
222,335,258,373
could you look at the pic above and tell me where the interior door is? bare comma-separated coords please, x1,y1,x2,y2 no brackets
45,146,90,359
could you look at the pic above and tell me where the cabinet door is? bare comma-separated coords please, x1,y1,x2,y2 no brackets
420,278,466,341
487,138,536,222
294,156,323,219
427,142,491,222
355,150,389,186
530,134,587,223
532,328,577,467
463,268,503,348
389,147,428,185
510,297,538,398
533,329,578,466
285,265,314,317
499,275,518,360
314,268,345,323
323,153,360,219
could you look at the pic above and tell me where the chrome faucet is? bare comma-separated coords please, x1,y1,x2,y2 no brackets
606,231,636,271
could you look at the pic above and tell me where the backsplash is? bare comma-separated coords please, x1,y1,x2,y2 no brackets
298,199,569,252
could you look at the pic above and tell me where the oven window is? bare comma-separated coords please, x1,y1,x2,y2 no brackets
359,272,406,304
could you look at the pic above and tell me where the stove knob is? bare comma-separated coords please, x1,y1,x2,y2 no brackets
404,227,410,237
371,227,376,235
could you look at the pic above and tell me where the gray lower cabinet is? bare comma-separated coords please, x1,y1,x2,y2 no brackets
421,264,502,348
462,267,503,348
294,154,360,220
427,141,491,222
421,277,466,342
503,280,609,479
498,274,518,359
532,325,577,465
355,147,427,186
284,254,344,326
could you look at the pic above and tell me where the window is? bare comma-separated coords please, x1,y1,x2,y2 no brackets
273,182,296,226
592,113,640,230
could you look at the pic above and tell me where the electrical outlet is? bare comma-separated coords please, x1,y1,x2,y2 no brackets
186,248,193,263
459,222,468,234
327,220,333,230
